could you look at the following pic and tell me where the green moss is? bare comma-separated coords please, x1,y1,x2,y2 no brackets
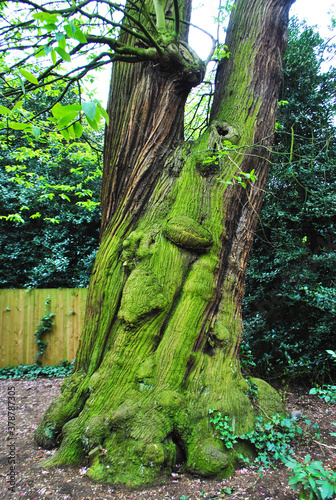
87,433,166,487
121,231,157,269
81,415,108,453
42,418,85,466
108,400,138,428
136,355,156,381
250,378,285,415
196,160,221,177
163,215,213,251
157,390,184,410
212,325,231,346
186,438,230,477
118,268,168,324
143,443,165,465
162,436,176,467
183,255,216,301
34,1,288,485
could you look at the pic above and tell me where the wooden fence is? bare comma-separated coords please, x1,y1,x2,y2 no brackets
0,289,88,368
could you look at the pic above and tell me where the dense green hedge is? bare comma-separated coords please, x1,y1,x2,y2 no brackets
242,20,336,383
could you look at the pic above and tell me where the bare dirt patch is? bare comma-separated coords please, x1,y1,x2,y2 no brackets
0,378,335,500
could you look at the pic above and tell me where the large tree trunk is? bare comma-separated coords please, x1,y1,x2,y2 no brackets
35,0,294,486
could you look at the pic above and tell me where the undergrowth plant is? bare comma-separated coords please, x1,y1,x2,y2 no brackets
208,410,238,449
309,350,336,404
209,409,335,499
238,414,302,467
284,454,336,500
209,410,319,469
309,386,336,404
0,360,74,379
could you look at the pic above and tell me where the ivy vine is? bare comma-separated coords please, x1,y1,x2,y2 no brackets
34,296,54,365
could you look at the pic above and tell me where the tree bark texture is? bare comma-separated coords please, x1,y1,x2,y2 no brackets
35,0,295,486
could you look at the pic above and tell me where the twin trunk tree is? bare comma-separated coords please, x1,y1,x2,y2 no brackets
35,0,294,486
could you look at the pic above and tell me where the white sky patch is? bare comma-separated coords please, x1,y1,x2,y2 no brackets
291,0,335,37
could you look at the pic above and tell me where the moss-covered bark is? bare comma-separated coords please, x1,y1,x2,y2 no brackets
35,0,294,487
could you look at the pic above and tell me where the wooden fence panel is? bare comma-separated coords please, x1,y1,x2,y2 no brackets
0,289,88,367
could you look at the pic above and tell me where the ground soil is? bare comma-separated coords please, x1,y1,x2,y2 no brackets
0,378,335,500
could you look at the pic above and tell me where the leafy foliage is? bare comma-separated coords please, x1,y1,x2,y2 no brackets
284,454,336,500
0,87,102,288
309,386,336,404
0,360,73,379
243,20,336,383
208,410,238,449
209,410,317,469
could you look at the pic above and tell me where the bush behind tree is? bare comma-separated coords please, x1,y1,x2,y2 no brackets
242,19,336,383
0,87,102,288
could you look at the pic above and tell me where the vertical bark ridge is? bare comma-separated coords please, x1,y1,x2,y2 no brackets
101,0,194,235
184,0,294,360
102,62,187,234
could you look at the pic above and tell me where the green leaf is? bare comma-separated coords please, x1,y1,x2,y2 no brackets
298,489,307,500
55,47,71,62
8,122,29,130
82,101,97,122
86,117,99,131
73,28,87,43
32,126,41,139
59,194,70,202
65,125,73,139
73,122,83,138
13,100,24,111
1,213,25,223
44,217,60,224
308,477,316,490
98,103,110,125
58,112,79,128
58,36,66,50
19,70,39,85
35,47,46,58
16,73,25,94
60,128,70,141
39,193,55,201
42,23,58,31
64,22,77,38
51,103,63,118
69,21,76,34
51,49,57,65
44,45,53,56
52,103,81,119
320,481,334,499
76,200,100,211
0,105,11,115
30,212,41,219
64,24,72,38
33,12,58,24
